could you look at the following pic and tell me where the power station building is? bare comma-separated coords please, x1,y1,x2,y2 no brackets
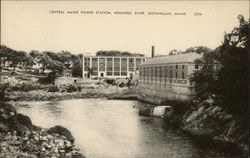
82,55,147,78
136,52,202,103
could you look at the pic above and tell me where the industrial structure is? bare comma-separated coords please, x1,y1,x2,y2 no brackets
82,55,147,78
136,48,202,103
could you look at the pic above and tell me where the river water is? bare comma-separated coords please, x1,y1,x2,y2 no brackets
16,99,226,158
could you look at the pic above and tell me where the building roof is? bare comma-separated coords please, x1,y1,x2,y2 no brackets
141,52,202,66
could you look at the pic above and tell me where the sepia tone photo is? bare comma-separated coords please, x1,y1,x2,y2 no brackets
0,1,249,158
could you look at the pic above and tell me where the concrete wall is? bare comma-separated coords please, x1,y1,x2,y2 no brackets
136,63,197,104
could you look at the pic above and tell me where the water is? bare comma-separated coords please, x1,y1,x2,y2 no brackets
16,99,226,158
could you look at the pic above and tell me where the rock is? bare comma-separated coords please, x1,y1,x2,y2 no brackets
41,146,46,152
6,113,34,134
65,140,72,148
23,136,29,141
47,126,75,143
222,114,233,120
186,106,206,123
138,107,153,116
66,152,73,158
60,149,65,153
0,122,9,132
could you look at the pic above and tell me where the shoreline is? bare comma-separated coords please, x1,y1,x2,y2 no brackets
110,91,249,157
0,102,86,158
2,83,248,157
8,85,128,102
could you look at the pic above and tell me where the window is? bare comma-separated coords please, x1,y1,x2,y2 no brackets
114,72,120,76
121,72,127,76
106,72,112,76
195,65,199,69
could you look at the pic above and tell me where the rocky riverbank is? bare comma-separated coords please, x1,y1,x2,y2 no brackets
137,100,249,157
9,85,127,101
180,103,249,157
0,102,86,158
3,80,127,101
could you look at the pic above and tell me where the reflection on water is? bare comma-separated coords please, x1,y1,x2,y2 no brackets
16,99,226,158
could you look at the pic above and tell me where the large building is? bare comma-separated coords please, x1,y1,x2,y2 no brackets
136,52,202,103
82,55,147,78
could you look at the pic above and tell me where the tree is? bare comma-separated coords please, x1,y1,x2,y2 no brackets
183,46,211,54
190,16,249,125
10,51,27,70
72,58,82,77
96,50,144,57
190,50,220,100
45,58,66,74
214,16,249,123
0,45,15,68
23,54,35,71
168,49,182,55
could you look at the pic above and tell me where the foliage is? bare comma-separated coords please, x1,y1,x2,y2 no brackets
72,58,82,77
0,83,11,102
190,16,249,124
183,46,212,54
190,50,220,100
96,50,144,57
65,84,81,93
10,82,47,92
46,59,66,74
214,16,249,122
47,85,60,92
38,72,57,84
168,49,183,55
168,46,211,56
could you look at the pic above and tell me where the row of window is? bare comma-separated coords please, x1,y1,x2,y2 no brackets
92,72,128,76
139,65,188,80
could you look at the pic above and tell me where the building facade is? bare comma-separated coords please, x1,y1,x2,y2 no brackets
82,56,147,78
136,53,202,103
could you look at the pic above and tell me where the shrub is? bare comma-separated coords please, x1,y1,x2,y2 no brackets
66,84,80,93
47,85,60,92
10,82,45,92
38,72,57,84
0,83,11,102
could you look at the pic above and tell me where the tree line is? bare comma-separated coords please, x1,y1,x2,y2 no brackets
96,50,144,57
0,47,83,77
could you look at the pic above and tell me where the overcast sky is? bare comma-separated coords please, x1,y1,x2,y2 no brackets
1,1,249,57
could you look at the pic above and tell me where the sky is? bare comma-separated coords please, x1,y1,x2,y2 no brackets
1,1,249,57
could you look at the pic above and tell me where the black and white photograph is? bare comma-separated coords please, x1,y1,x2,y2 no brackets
0,1,249,158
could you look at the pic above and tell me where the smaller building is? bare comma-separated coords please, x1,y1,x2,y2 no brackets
137,52,202,103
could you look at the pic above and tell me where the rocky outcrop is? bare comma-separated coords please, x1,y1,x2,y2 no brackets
48,126,75,143
180,104,248,156
0,102,86,158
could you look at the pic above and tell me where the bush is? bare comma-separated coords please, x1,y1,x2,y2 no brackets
38,72,57,84
47,85,60,92
0,83,11,102
10,83,43,92
66,84,81,93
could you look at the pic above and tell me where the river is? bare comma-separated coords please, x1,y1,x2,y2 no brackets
16,98,226,158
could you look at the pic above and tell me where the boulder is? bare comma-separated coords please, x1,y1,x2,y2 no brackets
138,107,153,116
6,113,34,135
47,126,75,143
